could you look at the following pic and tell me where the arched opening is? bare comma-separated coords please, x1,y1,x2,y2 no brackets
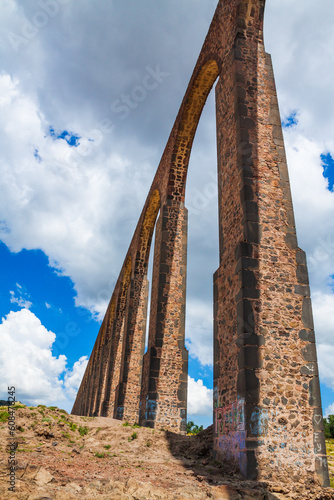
144,223,156,354
166,59,220,430
137,189,160,355
113,190,161,422
94,296,116,415
167,59,220,201
102,257,132,417
185,85,219,430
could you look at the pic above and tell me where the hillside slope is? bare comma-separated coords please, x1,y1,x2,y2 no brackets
0,404,333,499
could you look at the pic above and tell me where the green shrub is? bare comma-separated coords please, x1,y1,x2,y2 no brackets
324,415,334,439
69,422,77,432
122,421,130,427
104,444,111,450
78,426,89,436
186,421,204,435
0,411,9,423
128,432,137,442
95,452,106,458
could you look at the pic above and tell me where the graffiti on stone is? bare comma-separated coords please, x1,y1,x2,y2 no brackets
250,407,269,437
214,398,246,468
145,399,157,421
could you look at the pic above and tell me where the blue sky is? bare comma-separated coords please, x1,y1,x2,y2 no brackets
0,0,334,430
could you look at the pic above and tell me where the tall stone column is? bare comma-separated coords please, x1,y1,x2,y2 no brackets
213,18,329,486
86,331,104,416
94,305,115,416
101,291,130,417
114,277,149,422
140,200,188,433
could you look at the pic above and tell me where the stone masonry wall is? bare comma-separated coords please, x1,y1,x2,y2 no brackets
72,0,330,487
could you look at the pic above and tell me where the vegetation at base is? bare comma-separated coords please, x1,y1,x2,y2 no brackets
122,421,141,428
187,421,203,435
128,432,137,441
78,426,89,436
0,411,9,423
95,452,106,458
104,444,111,450
324,415,334,439
326,438,334,488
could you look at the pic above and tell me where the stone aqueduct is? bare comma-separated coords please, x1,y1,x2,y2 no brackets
72,0,330,486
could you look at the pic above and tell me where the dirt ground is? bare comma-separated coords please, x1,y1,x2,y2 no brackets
0,404,333,500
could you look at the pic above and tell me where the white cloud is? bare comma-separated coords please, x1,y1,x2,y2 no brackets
9,283,32,309
325,403,334,418
312,291,334,346
185,300,213,366
0,309,86,411
317,344,334,392
187,376,213,417
64,356,88,400
0,72,153,318
10,291,32,309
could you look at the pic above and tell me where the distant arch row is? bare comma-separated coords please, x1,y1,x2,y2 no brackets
72,58,220,426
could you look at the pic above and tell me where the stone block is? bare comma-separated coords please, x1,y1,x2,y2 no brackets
302,297,314,329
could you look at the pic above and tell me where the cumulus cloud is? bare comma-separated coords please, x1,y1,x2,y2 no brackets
187,376,213,417
64,356,88,400
0,309,86,410
312,291,334,346
317,344,334,392
325,403,334,418
0,72,153,317
185,300,213,367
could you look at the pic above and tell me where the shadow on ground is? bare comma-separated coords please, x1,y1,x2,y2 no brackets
165,425,334,500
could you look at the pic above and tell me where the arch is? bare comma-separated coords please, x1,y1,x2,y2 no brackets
114,190,161,421
102,259,132,416
167,59,220,201
138,189,161,270
92,296,116,415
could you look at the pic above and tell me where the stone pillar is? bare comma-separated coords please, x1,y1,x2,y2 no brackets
213,22,329,486
81,360,94,416
140,201,188,433
86,332,104,416
102,286,131,417
114,277,149,422
89,321,107,416
94,306,115,416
